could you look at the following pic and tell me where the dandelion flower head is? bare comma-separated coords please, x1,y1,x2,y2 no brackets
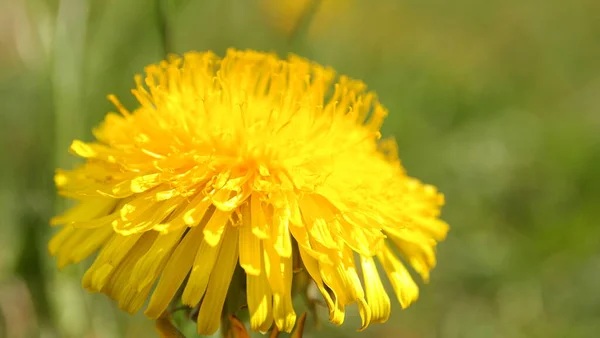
50,49,449,335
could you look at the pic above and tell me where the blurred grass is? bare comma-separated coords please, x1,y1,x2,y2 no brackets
1,0,599,337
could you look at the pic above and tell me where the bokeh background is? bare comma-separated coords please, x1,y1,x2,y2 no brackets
1,0,599,337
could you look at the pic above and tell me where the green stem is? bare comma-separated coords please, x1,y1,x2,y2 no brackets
287,0,323,49
156,0,172,56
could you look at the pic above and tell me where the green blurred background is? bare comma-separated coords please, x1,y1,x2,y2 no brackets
1,0,599,337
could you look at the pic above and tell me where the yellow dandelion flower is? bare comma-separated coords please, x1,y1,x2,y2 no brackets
49,49,448,335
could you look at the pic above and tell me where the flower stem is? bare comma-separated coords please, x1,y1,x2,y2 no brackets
156,0,172,56
287,0,323,48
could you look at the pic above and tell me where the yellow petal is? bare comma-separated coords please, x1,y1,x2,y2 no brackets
127,202,182,234
99,232,156,313
153,193,206,232
82,232,142,292
247,241,273,332
297,246,340,324
183,197,211,225
377,244,419,308
116,236,160,313
56,227,112,268
118,193,156,221
320,253,373,327
70,140,97,158
251,194,269,239
284,192,302,227
360,255,391,323
129,227,187,291
122,254,170,314
196,227,239,335
428,219,450,242
130,173,161,193
48,226,76,256
96,179,136,198
209,173,252,212
73,212,120,229
339,247,371,331
202,209,232,246
181,226,227,306
289,223,332,265
107,94,131,117
114,193,183,235
335,218,384,257
298,197,338,250
272,208,292,258
239,203,261,275
50,197,117,225
145,225,204,318
264,241,296,332
386,229,437,283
